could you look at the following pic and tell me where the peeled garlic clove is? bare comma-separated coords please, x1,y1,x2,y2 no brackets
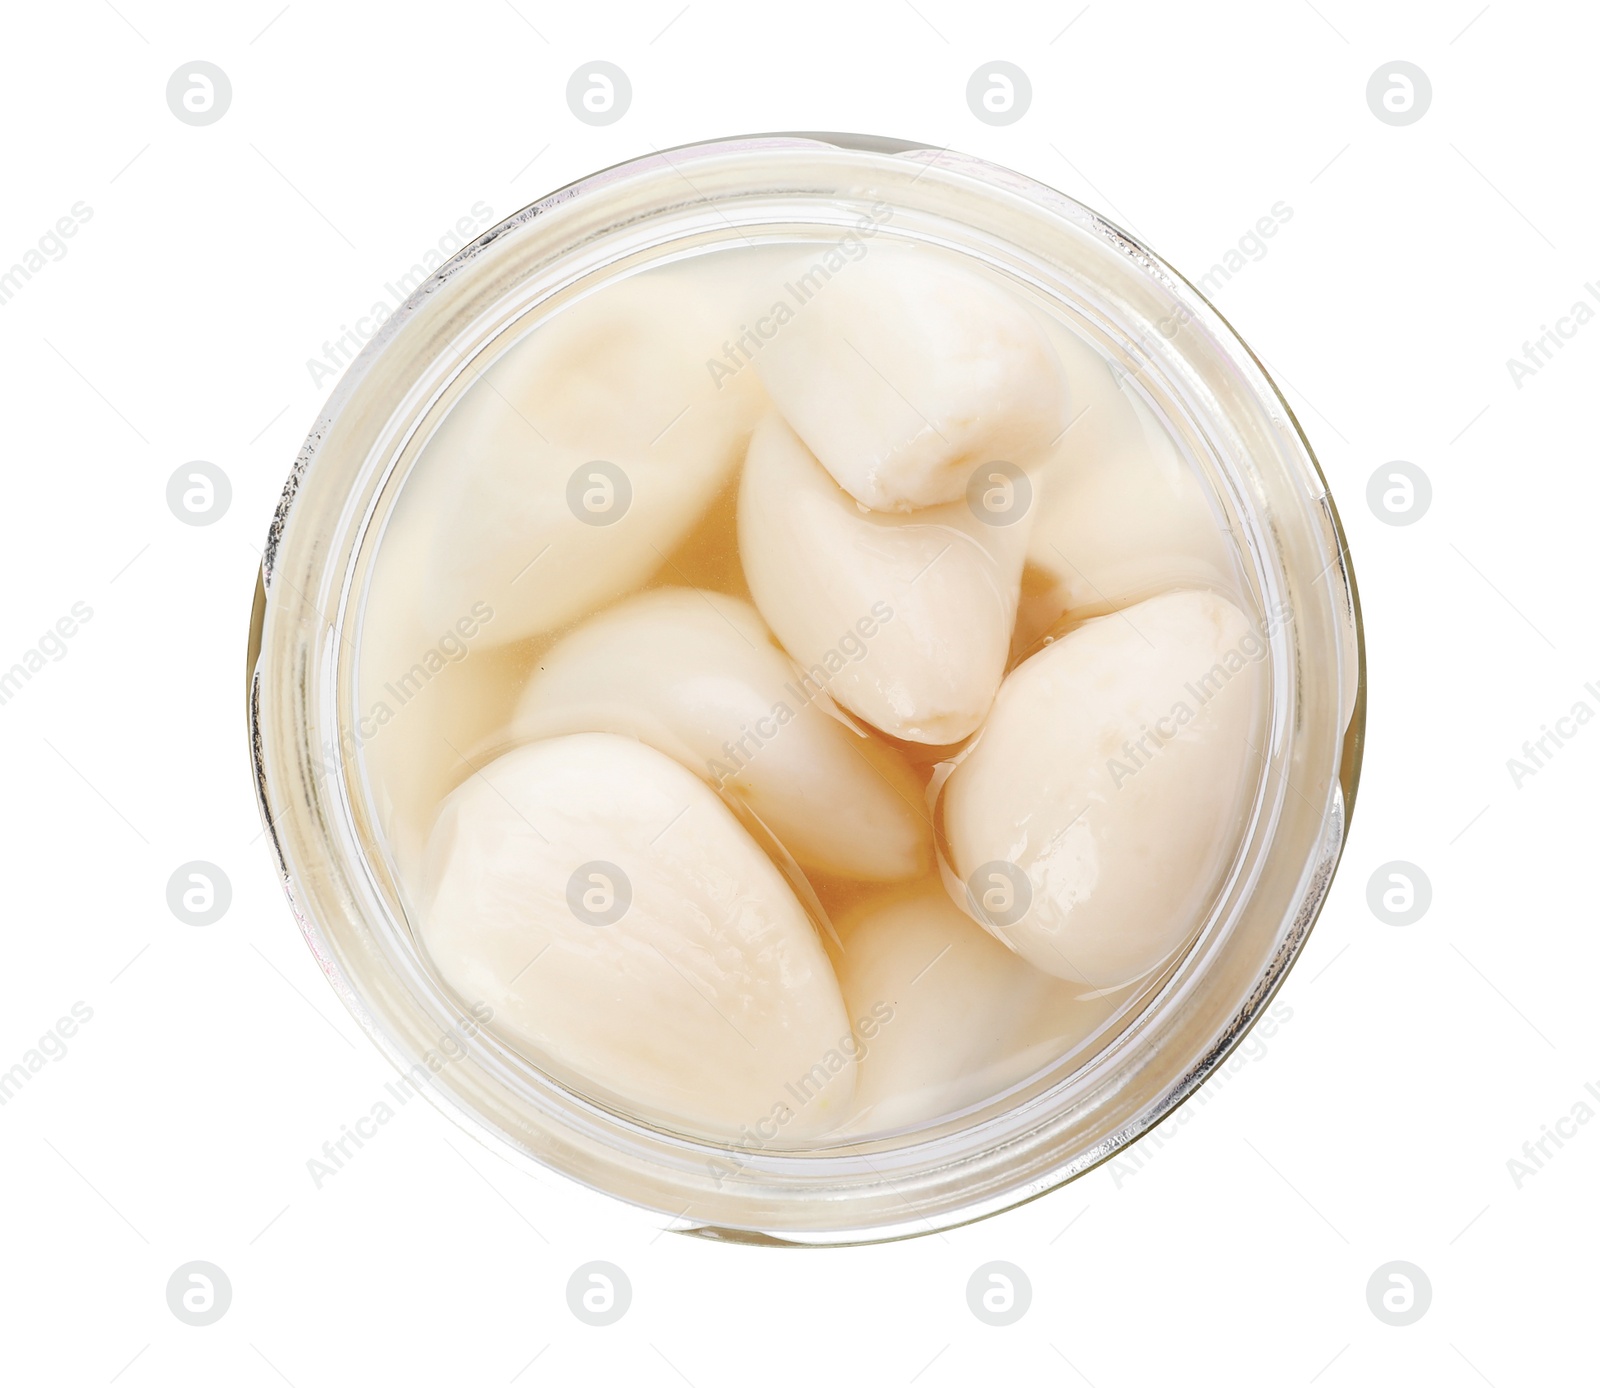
407,271,764,645
755,244,1069,511
834,882,1121,1132
355,506,525,898
419,733,855,1138
505,587,930,881
739,413,1028,744
941,590,1266,989
1016,319,1235,651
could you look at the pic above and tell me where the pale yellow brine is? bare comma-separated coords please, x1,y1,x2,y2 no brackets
356,238,1264,1143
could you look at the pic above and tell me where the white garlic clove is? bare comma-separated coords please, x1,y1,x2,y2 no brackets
739,413,1029,745
355,517,525,900
755,244,1069,511
1016,319,1236,653
419,733,856,1138
940,590,1266,989
505,587,930,881
834,882,1122,1132
406,270,765,645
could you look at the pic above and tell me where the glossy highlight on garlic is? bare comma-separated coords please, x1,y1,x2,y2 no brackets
358,237,1267,1143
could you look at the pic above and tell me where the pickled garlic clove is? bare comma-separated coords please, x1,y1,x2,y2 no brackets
755,244,1069,511
419,733,855,1138
834,882,1122,1132
940,590,1266,989
354,549,524,899
506,587,930,881
739,413,1028,744
1015,320,1236,653
408,271,764,645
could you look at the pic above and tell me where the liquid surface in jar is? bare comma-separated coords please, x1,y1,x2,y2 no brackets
355,235,1268,1144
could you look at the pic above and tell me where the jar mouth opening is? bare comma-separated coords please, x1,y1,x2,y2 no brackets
250,133,1364,1241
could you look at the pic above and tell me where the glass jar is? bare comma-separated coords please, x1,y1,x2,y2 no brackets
247,133,1364,1244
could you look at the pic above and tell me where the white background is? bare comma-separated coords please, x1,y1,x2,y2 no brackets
1,0,1594,1383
